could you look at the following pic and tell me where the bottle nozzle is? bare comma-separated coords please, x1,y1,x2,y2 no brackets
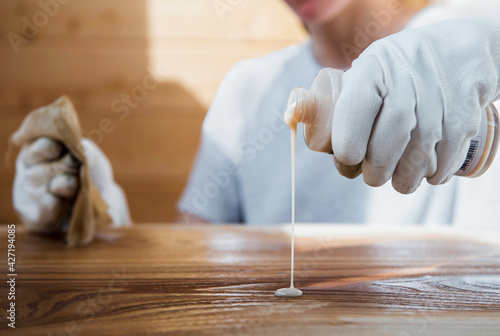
284,87,316,127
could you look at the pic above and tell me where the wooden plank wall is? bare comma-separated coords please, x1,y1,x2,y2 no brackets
0,0,306,223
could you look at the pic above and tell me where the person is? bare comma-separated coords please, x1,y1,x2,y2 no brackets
177,0,500,225
12,0,500,231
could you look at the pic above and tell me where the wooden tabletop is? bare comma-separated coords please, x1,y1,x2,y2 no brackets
1,224,500,336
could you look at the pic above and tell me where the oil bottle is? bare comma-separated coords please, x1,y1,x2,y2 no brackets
284,68,499,178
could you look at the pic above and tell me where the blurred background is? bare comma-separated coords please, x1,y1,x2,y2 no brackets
0,0,491,224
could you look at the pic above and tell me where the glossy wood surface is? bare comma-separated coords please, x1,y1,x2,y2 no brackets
1,224,500,335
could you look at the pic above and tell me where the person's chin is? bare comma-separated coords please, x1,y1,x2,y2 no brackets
296,1,320,22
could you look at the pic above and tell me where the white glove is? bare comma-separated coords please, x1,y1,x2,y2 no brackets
332,18,500,194
13,137,131,232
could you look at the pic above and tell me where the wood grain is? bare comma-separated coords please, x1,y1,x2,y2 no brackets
1,224,499,335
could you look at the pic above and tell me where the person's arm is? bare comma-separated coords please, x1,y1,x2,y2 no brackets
177,124,243,223
177,64,248,223
13,137,131,232
332,18,500,194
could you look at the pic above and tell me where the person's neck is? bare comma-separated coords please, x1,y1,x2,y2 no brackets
309,0,424,69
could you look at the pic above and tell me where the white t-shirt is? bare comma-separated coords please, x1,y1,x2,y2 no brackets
178,6,500,226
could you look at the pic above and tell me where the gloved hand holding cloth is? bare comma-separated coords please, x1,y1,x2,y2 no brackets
10,96,130,246
332,18,500,194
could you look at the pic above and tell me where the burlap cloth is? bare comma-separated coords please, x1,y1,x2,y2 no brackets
9,96,111,247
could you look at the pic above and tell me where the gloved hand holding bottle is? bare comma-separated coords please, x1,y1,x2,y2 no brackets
13,137,131,233
286,18,500,194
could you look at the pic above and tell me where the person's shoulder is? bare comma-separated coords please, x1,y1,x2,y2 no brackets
407,5,500,29
406,6,463,28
